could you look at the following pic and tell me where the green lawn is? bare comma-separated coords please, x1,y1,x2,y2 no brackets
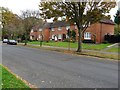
0,65,31,89
28,41,111,50
106,47,120,53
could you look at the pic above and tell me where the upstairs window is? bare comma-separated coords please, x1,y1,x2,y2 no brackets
39,28,42,31
66,26,70,30
58,27,62,30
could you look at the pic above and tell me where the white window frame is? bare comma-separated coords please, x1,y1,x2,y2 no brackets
58,34,62,39
66,34,69,38
39,28,42,31
66,26,70,30
58,27,62,30
30,36,33,40
52,34,55,39
51,28,54,31
75,26,78,29
84,32,91,40
31,29,33,33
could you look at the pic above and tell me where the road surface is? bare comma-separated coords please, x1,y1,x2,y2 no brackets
2,44,118,88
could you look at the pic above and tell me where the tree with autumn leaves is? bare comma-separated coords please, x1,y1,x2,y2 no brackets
21,10,43,45
1,7,24,40
114,10,120,34
39,1,116,52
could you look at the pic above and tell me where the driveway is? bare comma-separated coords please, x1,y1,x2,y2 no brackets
2,44,118,88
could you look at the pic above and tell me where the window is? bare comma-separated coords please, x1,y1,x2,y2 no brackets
30,36,33,40
58,34,62,39
52,35,55,39
31,29,33,33
66,34,69,38
39,35,42,39
75,26,77,29
66,26,70,30
39,28,42,31
84,32,91,40
58,27,62,30
51,28,54,31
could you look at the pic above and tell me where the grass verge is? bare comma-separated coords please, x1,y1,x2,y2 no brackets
19,44,119,60
28,41,111,50
106,47,120,53
0,65,31,89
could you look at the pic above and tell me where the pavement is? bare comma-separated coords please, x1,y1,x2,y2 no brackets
2,44,118,88
23,43,118,55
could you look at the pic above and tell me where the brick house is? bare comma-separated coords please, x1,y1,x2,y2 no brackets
30,24,41,41
83,19,115,43
30,19,114,43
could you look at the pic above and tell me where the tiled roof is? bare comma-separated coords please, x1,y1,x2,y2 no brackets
42,23,52,29
51,21,70,28
32,19,114,31
32,23,43,31
100,19,115,25
42,21,70,29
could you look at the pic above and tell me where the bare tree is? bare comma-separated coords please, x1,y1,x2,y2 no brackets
21,10,42,45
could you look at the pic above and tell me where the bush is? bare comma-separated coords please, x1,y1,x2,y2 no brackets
83,40,95,43
104,34,120,43
102,40,109,44
63,38,69,42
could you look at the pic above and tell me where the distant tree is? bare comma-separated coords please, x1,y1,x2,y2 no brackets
21,10,43,45
71,30,76,42
67,29,76,42
114,10,120,35
39,1,116,52
1,7,24,39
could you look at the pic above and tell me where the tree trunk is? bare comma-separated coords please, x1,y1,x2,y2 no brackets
118,24,120,33
24,33,27,45
77,28,82,52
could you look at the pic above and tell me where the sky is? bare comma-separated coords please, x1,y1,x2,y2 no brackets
0,0,119,21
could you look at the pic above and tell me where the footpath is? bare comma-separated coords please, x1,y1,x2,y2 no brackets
18,43,119,60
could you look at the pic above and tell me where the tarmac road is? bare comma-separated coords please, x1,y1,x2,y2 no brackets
2,44,118,88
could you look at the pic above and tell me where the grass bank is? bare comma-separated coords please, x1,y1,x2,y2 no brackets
19,44,119,60
106,47,119,53
0,65,31,89
28,41,111,50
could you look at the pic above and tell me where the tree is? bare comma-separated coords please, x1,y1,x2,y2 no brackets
67,29,76,42
39,1,116,52
1,7,24,39
114,10,120,35
67,29,76,50
21,10,43,45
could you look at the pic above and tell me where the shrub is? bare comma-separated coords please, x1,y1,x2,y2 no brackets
83,40,95,43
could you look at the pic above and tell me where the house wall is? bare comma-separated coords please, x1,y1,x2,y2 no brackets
83,23,114,43
30,31,39,40
50,24,76,41
30,22,114,43
100,23,114,43
83,23,101,43
43,28,50,41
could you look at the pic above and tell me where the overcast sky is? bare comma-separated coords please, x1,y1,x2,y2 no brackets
0,0,119,21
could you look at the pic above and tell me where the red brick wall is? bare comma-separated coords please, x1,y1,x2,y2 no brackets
30,31,39,40
30,22,114,43
83,23,114,43
50,25,76,41
100,23,114,43
43,28,50,41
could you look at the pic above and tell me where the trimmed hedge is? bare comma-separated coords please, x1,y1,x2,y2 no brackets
83,40,95,43
104,34,120,43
